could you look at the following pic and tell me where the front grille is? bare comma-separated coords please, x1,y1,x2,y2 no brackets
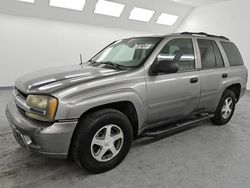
17,105,26,116
16,88,28,100
14,87,28,116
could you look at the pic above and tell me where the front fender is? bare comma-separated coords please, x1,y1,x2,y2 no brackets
56,89,147,131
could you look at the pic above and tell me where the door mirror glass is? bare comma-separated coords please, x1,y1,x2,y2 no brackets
153,59,179,74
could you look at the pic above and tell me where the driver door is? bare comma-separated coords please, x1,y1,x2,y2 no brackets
146,38,200,124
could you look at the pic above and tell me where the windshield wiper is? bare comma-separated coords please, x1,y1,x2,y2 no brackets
99,61,124,70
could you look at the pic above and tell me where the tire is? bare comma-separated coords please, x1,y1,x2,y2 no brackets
211,89,236,125
72,109,133,174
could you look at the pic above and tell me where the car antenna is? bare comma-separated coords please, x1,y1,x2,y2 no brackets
79,53,83,67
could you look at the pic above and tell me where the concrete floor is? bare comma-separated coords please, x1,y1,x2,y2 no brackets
0,89,250,188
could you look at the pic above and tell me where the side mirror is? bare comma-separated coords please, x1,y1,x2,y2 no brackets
151,60,179,75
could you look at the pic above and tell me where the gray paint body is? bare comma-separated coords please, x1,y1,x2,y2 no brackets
6,34,248,158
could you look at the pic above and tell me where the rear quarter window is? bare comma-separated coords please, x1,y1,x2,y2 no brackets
220,42,244,66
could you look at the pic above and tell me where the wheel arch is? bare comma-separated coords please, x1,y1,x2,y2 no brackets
67,100,141,158
79,101,139,136
225,83,241,102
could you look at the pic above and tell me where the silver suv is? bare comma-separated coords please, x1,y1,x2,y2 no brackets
6,32,248,173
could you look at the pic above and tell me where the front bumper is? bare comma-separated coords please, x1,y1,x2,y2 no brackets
6,99,78,159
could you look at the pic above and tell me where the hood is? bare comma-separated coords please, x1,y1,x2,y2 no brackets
15,65,126,94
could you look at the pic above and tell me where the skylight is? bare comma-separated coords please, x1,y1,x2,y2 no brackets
17,0,34,3
156,13,179,26
50,0,86,11
129,7,155,22
94,0,125,17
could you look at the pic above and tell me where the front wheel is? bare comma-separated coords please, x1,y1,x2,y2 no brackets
72,109,133,174
211,89,236,125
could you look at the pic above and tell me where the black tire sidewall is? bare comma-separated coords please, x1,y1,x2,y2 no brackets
75,109,133,173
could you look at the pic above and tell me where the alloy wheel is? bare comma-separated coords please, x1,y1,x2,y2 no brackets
91,124,124,162
221,97,233,119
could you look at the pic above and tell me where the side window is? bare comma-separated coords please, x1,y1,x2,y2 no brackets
158,38,195,72
197,39,216,69
212,41,224,67
221,42,244,66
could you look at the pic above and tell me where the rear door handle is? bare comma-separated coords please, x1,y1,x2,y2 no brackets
222,73,228,78
190,77,198,84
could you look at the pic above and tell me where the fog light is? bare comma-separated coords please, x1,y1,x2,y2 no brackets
23,135,32,145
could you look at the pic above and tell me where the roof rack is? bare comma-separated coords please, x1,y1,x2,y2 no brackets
180,32,229,41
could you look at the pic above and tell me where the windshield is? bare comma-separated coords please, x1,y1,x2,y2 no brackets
91,37,162,69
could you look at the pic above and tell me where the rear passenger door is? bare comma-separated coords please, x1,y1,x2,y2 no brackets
197,39,227,111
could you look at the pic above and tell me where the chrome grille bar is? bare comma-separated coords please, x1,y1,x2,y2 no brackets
15,95,31,112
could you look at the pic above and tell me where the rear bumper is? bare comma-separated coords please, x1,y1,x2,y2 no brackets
6,99,78,159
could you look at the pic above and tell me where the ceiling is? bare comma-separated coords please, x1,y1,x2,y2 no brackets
0,0,231,34
169,0,231,7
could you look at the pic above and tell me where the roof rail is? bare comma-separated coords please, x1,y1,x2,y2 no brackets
180,32,229,41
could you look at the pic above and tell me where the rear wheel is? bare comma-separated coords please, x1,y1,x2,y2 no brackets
72,109,133,174
211,89,236,125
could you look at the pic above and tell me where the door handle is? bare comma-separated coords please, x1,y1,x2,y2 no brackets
222,73,228,78
190,77,198,84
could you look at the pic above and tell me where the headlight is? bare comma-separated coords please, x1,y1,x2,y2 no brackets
26,95,58,122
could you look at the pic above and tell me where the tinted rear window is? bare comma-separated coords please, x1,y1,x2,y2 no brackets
213,41,224,67
198,39,216,69
221,42,244,66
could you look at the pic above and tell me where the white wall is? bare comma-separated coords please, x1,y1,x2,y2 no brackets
176,0,250,89
0,14,150,86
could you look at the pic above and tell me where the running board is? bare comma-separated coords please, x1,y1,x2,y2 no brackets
141,114,214,137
